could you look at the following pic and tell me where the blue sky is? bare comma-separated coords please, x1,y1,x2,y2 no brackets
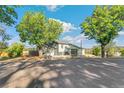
3,5,124,48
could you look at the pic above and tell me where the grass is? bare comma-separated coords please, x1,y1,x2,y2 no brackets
0,56,18,61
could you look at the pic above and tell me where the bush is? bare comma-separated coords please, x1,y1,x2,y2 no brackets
7,43,24,57
92,46,101,56
120,49,124,56
106,47,116,57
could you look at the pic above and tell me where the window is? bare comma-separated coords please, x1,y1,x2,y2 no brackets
64,47,70,55
64,51,69,55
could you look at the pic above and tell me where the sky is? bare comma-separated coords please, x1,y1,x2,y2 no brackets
3,5,124,48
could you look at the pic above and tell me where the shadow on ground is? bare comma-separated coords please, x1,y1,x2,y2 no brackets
0,58,124,88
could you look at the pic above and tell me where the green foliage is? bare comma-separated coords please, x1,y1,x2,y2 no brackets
105,42,116,57
7,43,24,57
0,27,11,42
81,6,124,58
0,27,10,49
0,5,18,26
16,12,63,52
106,47,116,57
92,46,101,56
0,42,8,49
120,48,124,56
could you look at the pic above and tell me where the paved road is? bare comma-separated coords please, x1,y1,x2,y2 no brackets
0,58,124,88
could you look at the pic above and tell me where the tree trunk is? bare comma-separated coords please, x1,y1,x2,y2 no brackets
101,45,105,58
106,51,109,58
37,46,43,57
39,49,43,57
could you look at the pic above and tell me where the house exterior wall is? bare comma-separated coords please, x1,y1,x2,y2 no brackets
58,44,70,55
114,52,121,57
47,43,85,57
78,49,85,56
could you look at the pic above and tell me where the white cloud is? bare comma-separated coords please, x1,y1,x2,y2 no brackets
114,39,124,46
62,34,88,46
62,22,78,32
50,18,79,32
62,34,98,48
119,31,124,35
45,5,64,12
113,39,118,43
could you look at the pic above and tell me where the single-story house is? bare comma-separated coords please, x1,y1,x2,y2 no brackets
44,41,85,59
114,46,124,57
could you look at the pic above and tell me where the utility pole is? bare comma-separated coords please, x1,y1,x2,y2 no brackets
81,40,83,48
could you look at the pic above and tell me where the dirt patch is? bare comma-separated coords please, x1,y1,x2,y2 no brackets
0,57,44,63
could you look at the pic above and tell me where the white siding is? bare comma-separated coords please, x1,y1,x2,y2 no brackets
78,49,85,56
47,43,85,57
58,44,70,55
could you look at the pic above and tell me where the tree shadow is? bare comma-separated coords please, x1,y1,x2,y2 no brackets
0,58,124,88
27,79,44,88
0,57,44,87
25,58,124,88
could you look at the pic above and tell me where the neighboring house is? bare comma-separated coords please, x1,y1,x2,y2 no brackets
114,46,124,57
114,52,121,57
45,41,85,59
85,48,92,55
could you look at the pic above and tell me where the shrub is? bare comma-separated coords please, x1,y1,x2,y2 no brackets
7,43,24,57
92,46,101,56
120,49,124,56
106,47,116,57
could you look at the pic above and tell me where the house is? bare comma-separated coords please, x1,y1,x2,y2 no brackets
114,46,124,57
22,41,85,59
45,41,85,59
22,48,39,57
114,52,121,57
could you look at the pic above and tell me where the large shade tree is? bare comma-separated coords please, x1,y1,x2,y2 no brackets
81,6,124,58
16,12,63,56
0,5,18,26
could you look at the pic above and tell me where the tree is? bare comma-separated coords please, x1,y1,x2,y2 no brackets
0,6,18,26
0,42,8,49
0,27,11,49
16,12,63,56
81,6,124,58
120,48,124,56
105,41,116,57
7,43,24,57
92,46,101,56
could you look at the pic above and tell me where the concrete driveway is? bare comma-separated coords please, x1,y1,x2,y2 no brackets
0,58,124,88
